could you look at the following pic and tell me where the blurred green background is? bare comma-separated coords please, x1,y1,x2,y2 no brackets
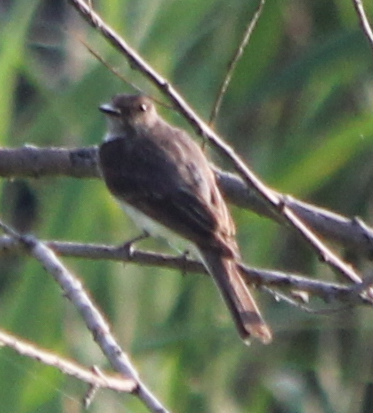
1,0,373,412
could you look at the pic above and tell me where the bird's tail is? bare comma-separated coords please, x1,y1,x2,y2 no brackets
199,249,272,345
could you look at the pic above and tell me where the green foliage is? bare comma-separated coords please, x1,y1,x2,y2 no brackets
1,0,373,412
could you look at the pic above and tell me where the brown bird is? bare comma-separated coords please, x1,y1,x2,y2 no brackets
98,94,272,344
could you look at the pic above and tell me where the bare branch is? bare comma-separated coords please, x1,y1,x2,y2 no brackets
2,146,373,260
0,223,171,413
0,146,99,178
0,236,370,307
238,265,371,306
217,171,373,259
352,0,373,53
209,0,266,124
0,329,136,394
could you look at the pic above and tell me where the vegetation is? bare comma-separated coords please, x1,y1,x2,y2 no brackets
0,0,373,412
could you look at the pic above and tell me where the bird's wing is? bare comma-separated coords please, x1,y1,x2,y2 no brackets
99,134,234,255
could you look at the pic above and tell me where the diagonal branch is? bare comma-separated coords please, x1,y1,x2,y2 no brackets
352,0,373,53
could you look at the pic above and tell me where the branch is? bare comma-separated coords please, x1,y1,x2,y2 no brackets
216,171,373,259
0,329,136,395
0,222,170,413
0,146,99,178
0,236,371,307
352,0,373,53
2,146,373,260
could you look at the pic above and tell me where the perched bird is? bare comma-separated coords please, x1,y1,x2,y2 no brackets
98,94,272,344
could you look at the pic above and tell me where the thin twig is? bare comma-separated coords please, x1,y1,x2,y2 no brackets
209,0,266,124
0,329,135,394
67,0,367,291
78,37,143,94
262,287,354,315
352,0,373,53
79,39,172,110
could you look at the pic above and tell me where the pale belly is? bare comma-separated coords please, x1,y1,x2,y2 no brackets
119,200,198,256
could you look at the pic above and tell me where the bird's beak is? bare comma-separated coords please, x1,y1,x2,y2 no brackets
99,103,121,116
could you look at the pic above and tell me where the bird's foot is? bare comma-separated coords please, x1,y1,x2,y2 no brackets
119,230,150,257
179,249,191,276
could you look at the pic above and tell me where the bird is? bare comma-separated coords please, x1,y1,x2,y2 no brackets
98,94,272,344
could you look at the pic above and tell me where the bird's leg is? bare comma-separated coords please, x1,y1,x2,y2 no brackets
119,230,150,256
179,249,191,277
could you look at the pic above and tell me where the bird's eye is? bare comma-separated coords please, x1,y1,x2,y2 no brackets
139,103,148,112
